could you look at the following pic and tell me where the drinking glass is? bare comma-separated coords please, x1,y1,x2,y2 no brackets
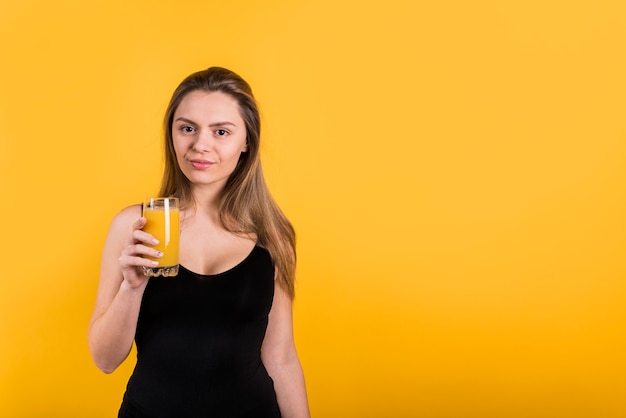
142,197,180,277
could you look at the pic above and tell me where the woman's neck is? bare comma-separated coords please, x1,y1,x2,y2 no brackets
183,186,222,224
189,184,221,206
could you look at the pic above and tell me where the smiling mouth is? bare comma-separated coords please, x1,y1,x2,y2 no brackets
190,159,214,169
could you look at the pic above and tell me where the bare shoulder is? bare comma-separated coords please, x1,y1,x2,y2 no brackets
101,204,143,258
109,205,141,235
110,204,143,229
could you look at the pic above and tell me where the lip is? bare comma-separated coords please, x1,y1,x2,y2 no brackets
189,159,214,170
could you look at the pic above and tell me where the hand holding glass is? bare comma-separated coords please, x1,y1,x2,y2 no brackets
142,197,180,277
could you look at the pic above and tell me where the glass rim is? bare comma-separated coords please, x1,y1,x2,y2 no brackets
143,197,179,201
143,197,179,209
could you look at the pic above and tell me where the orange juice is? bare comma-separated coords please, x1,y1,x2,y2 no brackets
142,198,180,277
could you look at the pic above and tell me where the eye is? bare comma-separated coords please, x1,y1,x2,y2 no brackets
179,125,195,133
215,129,229,136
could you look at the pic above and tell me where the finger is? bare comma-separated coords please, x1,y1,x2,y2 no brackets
123,243,163,259
133,229,160,245
132,216,147,230
124,217,150,247
119,254,160,270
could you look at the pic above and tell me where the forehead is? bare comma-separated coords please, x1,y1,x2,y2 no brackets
174,90,242,122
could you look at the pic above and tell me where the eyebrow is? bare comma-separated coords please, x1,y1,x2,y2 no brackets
174,117,237,127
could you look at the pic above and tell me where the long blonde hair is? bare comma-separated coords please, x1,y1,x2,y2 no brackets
158,67,297,299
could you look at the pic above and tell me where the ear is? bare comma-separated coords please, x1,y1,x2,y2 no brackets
242,142,248,153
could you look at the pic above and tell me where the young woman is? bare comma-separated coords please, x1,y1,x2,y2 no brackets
88,67,310,418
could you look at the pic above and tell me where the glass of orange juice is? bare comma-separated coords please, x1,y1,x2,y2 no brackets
142,197,180,277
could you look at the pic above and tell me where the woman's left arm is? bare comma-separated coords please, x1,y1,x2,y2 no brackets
262,283,311,418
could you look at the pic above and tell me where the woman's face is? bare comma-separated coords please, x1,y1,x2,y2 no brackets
172,90,248,192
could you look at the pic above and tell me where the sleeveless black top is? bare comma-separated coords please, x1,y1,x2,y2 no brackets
118,246,281,418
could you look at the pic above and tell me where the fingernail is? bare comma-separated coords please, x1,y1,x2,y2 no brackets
152,238,159,245
151,261,159,266
156,252,164,257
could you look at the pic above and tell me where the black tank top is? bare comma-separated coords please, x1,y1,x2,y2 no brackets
118,245,281,418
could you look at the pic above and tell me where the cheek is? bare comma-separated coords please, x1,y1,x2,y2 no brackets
172,139,186,158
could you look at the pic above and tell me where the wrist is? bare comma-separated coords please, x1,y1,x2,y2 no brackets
119,274,149,293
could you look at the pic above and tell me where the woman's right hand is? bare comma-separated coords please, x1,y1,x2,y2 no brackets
118,216,163,289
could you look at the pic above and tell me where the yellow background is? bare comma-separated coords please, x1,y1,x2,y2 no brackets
1,0,625,417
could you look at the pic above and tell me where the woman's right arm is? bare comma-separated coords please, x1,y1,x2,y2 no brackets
88,205,162,374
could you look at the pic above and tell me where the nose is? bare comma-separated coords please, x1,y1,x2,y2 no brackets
191,129,213,153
